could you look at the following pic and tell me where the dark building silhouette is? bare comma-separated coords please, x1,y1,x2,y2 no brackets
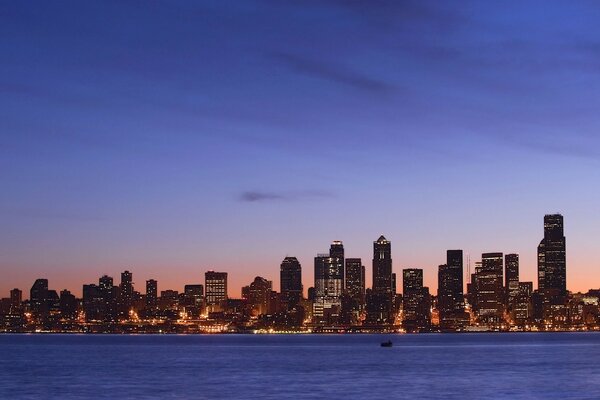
505,254,520,313
99,275,116,321
345,258,365,323
117,270,133,319
59,289,77,320
10,288,22,306
280,257,302,310
83,284,104,321
205,271,228,312
30,279,49,322
367,236,393,325
146,279,158,312
476,253,505,324
438,250,466,329
538,214,567,320
243,276,273,316
402,269,431,332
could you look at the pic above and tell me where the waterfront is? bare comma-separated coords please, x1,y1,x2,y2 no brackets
1,333,600,399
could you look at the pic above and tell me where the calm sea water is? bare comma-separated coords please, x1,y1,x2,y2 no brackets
1,333,599,399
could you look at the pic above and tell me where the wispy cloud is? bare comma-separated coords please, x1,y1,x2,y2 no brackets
270,52,397,94
238,190,335,203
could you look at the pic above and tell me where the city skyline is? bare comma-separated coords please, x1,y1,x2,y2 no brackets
2,213,596,300
3,2,600,303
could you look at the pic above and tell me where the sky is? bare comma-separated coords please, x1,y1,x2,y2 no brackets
2,1,600,298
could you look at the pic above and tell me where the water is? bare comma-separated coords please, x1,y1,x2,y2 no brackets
1,333,600,399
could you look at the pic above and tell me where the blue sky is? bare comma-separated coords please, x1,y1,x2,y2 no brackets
2,1,600,295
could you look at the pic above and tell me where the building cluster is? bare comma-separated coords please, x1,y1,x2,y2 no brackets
2,214,600,333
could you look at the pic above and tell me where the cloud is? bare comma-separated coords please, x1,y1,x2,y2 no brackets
270,52,397,94
238,190,335,202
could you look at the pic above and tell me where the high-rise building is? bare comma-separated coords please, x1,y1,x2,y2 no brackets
205,271,228,312
505,254,520,311
476,253,505,324
538,214,567,305
30,279,49,322
280,257,302,310
402,269,431,332
367,235,393,325
117,270,134,319
99,275,115,321
514,282,533,325
10,289,22,308
59,289,77,320
345,258,365,308
313,242,344,325
242,276,273,316
146,279,158,312
437,250,466,329
83,284,104,321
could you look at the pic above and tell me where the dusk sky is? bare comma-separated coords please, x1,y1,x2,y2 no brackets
2,1,600,297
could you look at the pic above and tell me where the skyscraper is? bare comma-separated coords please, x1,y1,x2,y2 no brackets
505,254,520,311
205,271,228,312
242,276,273,316
367,235,393,325
30,279,49,322
118,270,133,319
345,258,365,308
538,214,567,297
437,250,466,329
313,241,344,325
476,253,505,324
280,257,302,310
402,269,430,332
146,279,158,312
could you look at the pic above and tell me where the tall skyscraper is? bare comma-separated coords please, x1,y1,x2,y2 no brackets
476,253,505,324
146,279,158,311
505,254,520,310
402,269,431,332
205,271,228,311
367,235,393,325
118,270,133,319
30,279,49,322
99,275,115,321
538,214,567,298
280,257,303,310
345,258,365,307
313,241,344,325
437,250,465,329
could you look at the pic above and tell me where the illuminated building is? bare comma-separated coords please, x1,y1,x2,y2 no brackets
476,253,505,324
514,282,533,325
367,236,393,325
402,269,431,332
505,254,519,314
183,284,204,315
146,279,158,312
205,271,228,312
59,289,77,320
538,214,567,321
345,258,365,320
30,279,49,323
438,250,467,330
117,270,134,319
313,241,344,325
242,276,273,316
280,257,302,310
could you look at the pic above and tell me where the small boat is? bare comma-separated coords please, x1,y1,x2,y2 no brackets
380,340,393,347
